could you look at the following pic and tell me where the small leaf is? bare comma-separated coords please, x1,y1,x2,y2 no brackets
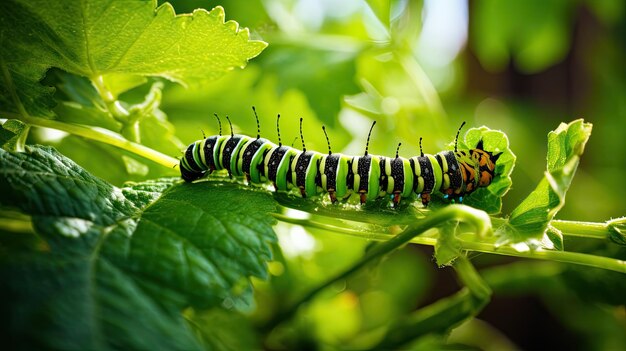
434,222,462,267
607,217,626,246
0,146,277,349
497,119,592,245
544,225,564,251
0,119,28,151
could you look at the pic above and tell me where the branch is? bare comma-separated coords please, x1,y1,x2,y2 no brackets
262,205,490,331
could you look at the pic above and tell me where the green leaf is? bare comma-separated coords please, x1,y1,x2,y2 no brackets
41,70,183,184
454,126,516,214
497,119,592,245
0,0,267,117
0,146,277,348
0,119,28,151
52,136,170,186
608,217,626,246
545,225,564,251
434,222,462,266
128,82,185,154
45,70,122,130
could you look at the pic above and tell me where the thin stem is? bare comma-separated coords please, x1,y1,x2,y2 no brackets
550,219,609,239
275,215,626,273
463,242,626,273
91,75,130,121
262,205,489,331
12,113,179,168
454,256,491,300
0,216,35,234
491,217,615,241
1,58,177,168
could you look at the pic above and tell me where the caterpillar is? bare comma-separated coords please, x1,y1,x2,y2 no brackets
180,107,501,207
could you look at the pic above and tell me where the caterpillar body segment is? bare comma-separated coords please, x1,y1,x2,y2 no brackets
180,115,500,207
291,150,324,198
239,137,273,183
219,135,247,176
409,154,443,206
380,155,414,207
351,155,381,204
264,145,299,191
319,153,352,203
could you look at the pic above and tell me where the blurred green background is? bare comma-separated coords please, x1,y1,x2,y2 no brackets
151,1,625,349
38,0,623,349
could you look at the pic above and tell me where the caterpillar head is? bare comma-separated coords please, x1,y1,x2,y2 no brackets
471,139,501,187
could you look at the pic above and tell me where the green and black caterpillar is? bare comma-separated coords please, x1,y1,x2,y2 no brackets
180,108,501,207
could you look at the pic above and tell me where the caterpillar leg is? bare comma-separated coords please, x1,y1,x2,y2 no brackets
392,192,402,208
420,193,431,207
328,190,338,204
359,191,367,204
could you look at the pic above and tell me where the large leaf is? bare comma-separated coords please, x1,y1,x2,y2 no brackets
0,146,277,349
0,0,267,117
496,119,592,245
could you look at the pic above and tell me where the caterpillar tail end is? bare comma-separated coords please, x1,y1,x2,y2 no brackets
181,167,205,182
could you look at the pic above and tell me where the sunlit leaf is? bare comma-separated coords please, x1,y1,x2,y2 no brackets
496,119,592,245
0,146,277,348
0,0,267,118
0,119,28,151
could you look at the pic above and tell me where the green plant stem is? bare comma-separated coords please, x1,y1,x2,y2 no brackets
273,214,626,273
1,57,176,168
454,256,492,300
545,220,608,239
0,216,34,234
263,205,490,331
491,217,617,241
1,111,178,168
464,241,625,273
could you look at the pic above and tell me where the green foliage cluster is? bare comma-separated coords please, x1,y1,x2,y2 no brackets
1,0,625,350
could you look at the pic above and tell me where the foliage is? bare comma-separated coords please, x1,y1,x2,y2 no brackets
0,146,276,349
1,0,625,350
